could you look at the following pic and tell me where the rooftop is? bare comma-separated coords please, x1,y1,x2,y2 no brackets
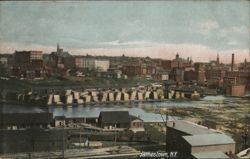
167,120,214,135
192,151,230,159
99,111,130,124
183,133,235,146
54,116,66,120
0,113,53,125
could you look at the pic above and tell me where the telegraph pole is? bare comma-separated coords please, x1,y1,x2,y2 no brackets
242,127,249,149
242,114,249,149
114,121,117,146
62,126,65,159
165,111,168,152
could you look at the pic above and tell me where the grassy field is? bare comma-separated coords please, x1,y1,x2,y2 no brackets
0,76,154,91
0,78,32,91
162,102,250,152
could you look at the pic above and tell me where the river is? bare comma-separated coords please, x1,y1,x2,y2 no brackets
2,95,249,123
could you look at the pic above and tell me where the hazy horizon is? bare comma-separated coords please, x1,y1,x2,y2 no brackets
0,1,249,63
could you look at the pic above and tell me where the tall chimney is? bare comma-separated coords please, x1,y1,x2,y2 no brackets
231,53,234,71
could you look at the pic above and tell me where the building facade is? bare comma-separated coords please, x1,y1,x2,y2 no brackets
75,56,110,72
12,51,44,78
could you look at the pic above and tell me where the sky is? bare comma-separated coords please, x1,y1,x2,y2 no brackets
0,1,249,63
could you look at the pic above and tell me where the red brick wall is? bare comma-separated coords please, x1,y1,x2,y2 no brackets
226,85,246,97
161,60,172,70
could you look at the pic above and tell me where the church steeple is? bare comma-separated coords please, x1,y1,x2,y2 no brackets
216,53,220,65
176,53,179,60
57,43,60,53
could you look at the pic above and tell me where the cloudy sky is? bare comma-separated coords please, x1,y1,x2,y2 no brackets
0,1,249,63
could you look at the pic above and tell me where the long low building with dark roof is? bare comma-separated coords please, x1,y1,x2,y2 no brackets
53,111,144,132
0,113,53,130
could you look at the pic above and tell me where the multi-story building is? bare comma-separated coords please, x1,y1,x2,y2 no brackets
225,71,250,85
122,63,146,76
161,53,192,70
205,69,226,80
225,84,246,97
94,59,110,72
223,71,249,96
122,62,157,77
0,57,8,68
12,51,44,78
14,51,43,68
0,55,12,75
75,56,110,72
184,70,206,83
194,62,208,71
169,68,184,82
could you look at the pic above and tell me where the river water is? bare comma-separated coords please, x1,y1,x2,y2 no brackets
2,95,249,122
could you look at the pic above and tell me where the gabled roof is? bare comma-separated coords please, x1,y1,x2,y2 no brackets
183,133,235,146
54,116,66,120
130,115,143,121
99,111,130,124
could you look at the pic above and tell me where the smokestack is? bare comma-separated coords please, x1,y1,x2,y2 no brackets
231,53,234,71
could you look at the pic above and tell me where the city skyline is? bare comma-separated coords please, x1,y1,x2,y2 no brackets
0,1,249,63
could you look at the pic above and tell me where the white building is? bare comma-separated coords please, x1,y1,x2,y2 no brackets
0,57,8,67
75,57,110,72
94,60,110,72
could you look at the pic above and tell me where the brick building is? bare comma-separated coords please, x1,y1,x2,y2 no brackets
184,70,206,83
225,84,246,97
225,71,250,85
205,69,226,80
194,62,208,71
161,53,192,70
122,63,146,76
14,51,43,68
169,68,184,82
12,51,45,78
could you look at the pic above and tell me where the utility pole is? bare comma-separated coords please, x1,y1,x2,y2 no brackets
158,107,168,152
80,132,81,147
165,111,168,152
242,127,249,149
114,121,117,146
62,126,65,159
242,115,249,149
